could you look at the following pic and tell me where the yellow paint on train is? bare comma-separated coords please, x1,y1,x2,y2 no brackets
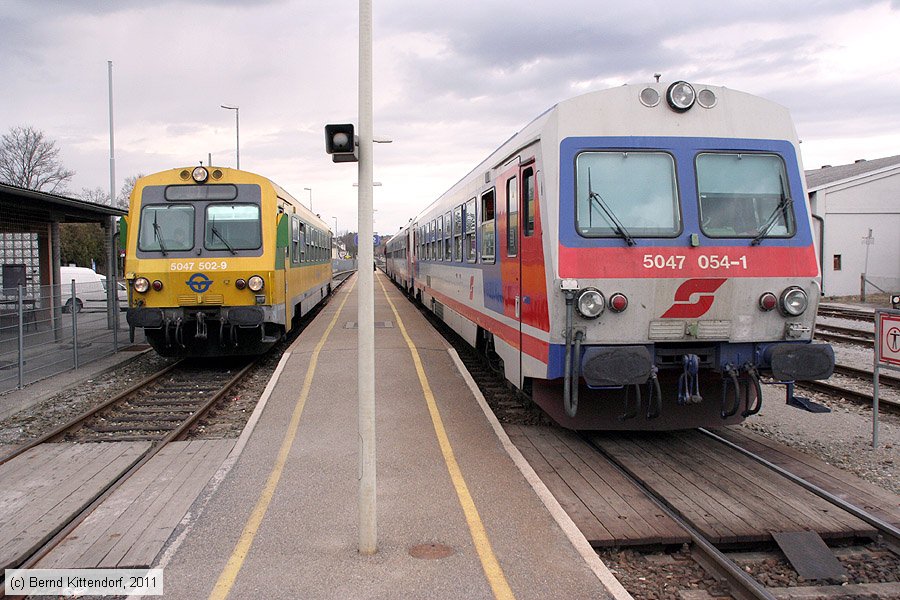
121,166,333,357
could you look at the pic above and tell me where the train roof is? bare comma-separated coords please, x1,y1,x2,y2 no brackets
419,82,798,219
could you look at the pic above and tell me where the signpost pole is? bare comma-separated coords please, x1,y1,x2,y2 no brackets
874,309,900,447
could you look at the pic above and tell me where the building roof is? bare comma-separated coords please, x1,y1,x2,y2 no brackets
0,182,125,231
805,154,900,191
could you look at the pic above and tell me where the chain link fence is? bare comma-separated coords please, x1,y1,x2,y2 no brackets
0,279,143,394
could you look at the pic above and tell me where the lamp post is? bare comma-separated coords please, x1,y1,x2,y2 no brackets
304,187,313,211
220,105,240,169
333,216,339,260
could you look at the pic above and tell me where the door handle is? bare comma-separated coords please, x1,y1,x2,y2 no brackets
515,295,520,319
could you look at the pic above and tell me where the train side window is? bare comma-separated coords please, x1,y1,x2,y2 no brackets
304,226,311,262
507,177,518,256
465,198,477,263
453,206,463,261
444,211,452,259
480,188,496,263
523,168,535,237
291,217,301,264
428,221,437,260
436,215,444,261
297,222,306,262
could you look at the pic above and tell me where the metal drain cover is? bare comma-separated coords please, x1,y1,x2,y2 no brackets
344,321,394,329
408,542,455,560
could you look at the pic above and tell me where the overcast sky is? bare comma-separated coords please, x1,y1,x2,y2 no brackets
2,0,899,236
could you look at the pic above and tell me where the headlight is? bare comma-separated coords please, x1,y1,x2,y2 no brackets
133,277,150,293
248,275,265,292
666,81,696,112
192,166,209,183
576,288,605,319
779,286,808,316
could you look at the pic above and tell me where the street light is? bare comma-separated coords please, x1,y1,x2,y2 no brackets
304,187,313,211
220,105,240,169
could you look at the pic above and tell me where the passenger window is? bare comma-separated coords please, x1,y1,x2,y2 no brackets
436,215,444,261
444,211,452,259
480,189,496,263
465,198,476,263
523,168,535,237
507,177,518,256
291,217,300,264
453,206,463,261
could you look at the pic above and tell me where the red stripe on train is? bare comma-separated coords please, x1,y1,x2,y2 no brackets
559,245,819,279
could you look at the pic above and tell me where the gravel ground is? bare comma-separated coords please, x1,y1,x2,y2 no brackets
740,381,898,495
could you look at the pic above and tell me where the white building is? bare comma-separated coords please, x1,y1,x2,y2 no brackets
806,155,900,298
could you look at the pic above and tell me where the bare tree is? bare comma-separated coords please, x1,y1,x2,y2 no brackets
80,187,110,205
117,173,144,209
0,125,75,193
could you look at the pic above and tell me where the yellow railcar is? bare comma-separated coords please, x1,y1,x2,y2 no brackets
121,166,331,356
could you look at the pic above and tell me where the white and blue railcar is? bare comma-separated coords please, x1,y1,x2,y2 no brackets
387,81,834,430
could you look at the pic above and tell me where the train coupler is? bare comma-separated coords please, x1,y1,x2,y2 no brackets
677,354,702,405
195,312,208,340
720,363,741,418
740,363,763,417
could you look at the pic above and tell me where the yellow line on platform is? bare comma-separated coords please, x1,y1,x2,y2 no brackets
208,279,356,600
378,276,515,600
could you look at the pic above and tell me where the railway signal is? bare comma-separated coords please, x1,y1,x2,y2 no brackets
324,123,358,163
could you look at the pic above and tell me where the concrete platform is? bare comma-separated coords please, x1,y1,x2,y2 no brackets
158,272,629,599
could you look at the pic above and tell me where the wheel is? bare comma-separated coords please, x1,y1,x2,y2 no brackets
64,298,83,313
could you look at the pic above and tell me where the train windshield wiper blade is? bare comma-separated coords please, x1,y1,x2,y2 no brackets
751,175,792,246
210,225,237,255
152,214,168,255
588,168,635,246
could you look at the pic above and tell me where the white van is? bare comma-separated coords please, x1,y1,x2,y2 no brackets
60,266,127,313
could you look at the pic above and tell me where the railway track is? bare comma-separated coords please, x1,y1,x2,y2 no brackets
0,357,259,598
815,323,875,347
0,358,256,466
817,305,876,323
416,288,900,597
589,429,900,600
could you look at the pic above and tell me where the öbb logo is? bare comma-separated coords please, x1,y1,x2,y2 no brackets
661,278,726,319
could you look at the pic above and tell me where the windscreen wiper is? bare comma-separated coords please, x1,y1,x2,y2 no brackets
152,213,168,256
588,168,635,246
210,225,237,255
751,173,792,246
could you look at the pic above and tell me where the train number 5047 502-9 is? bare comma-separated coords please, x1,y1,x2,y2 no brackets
170,261,228,271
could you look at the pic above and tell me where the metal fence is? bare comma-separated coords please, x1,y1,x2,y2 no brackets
0,279,142,394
